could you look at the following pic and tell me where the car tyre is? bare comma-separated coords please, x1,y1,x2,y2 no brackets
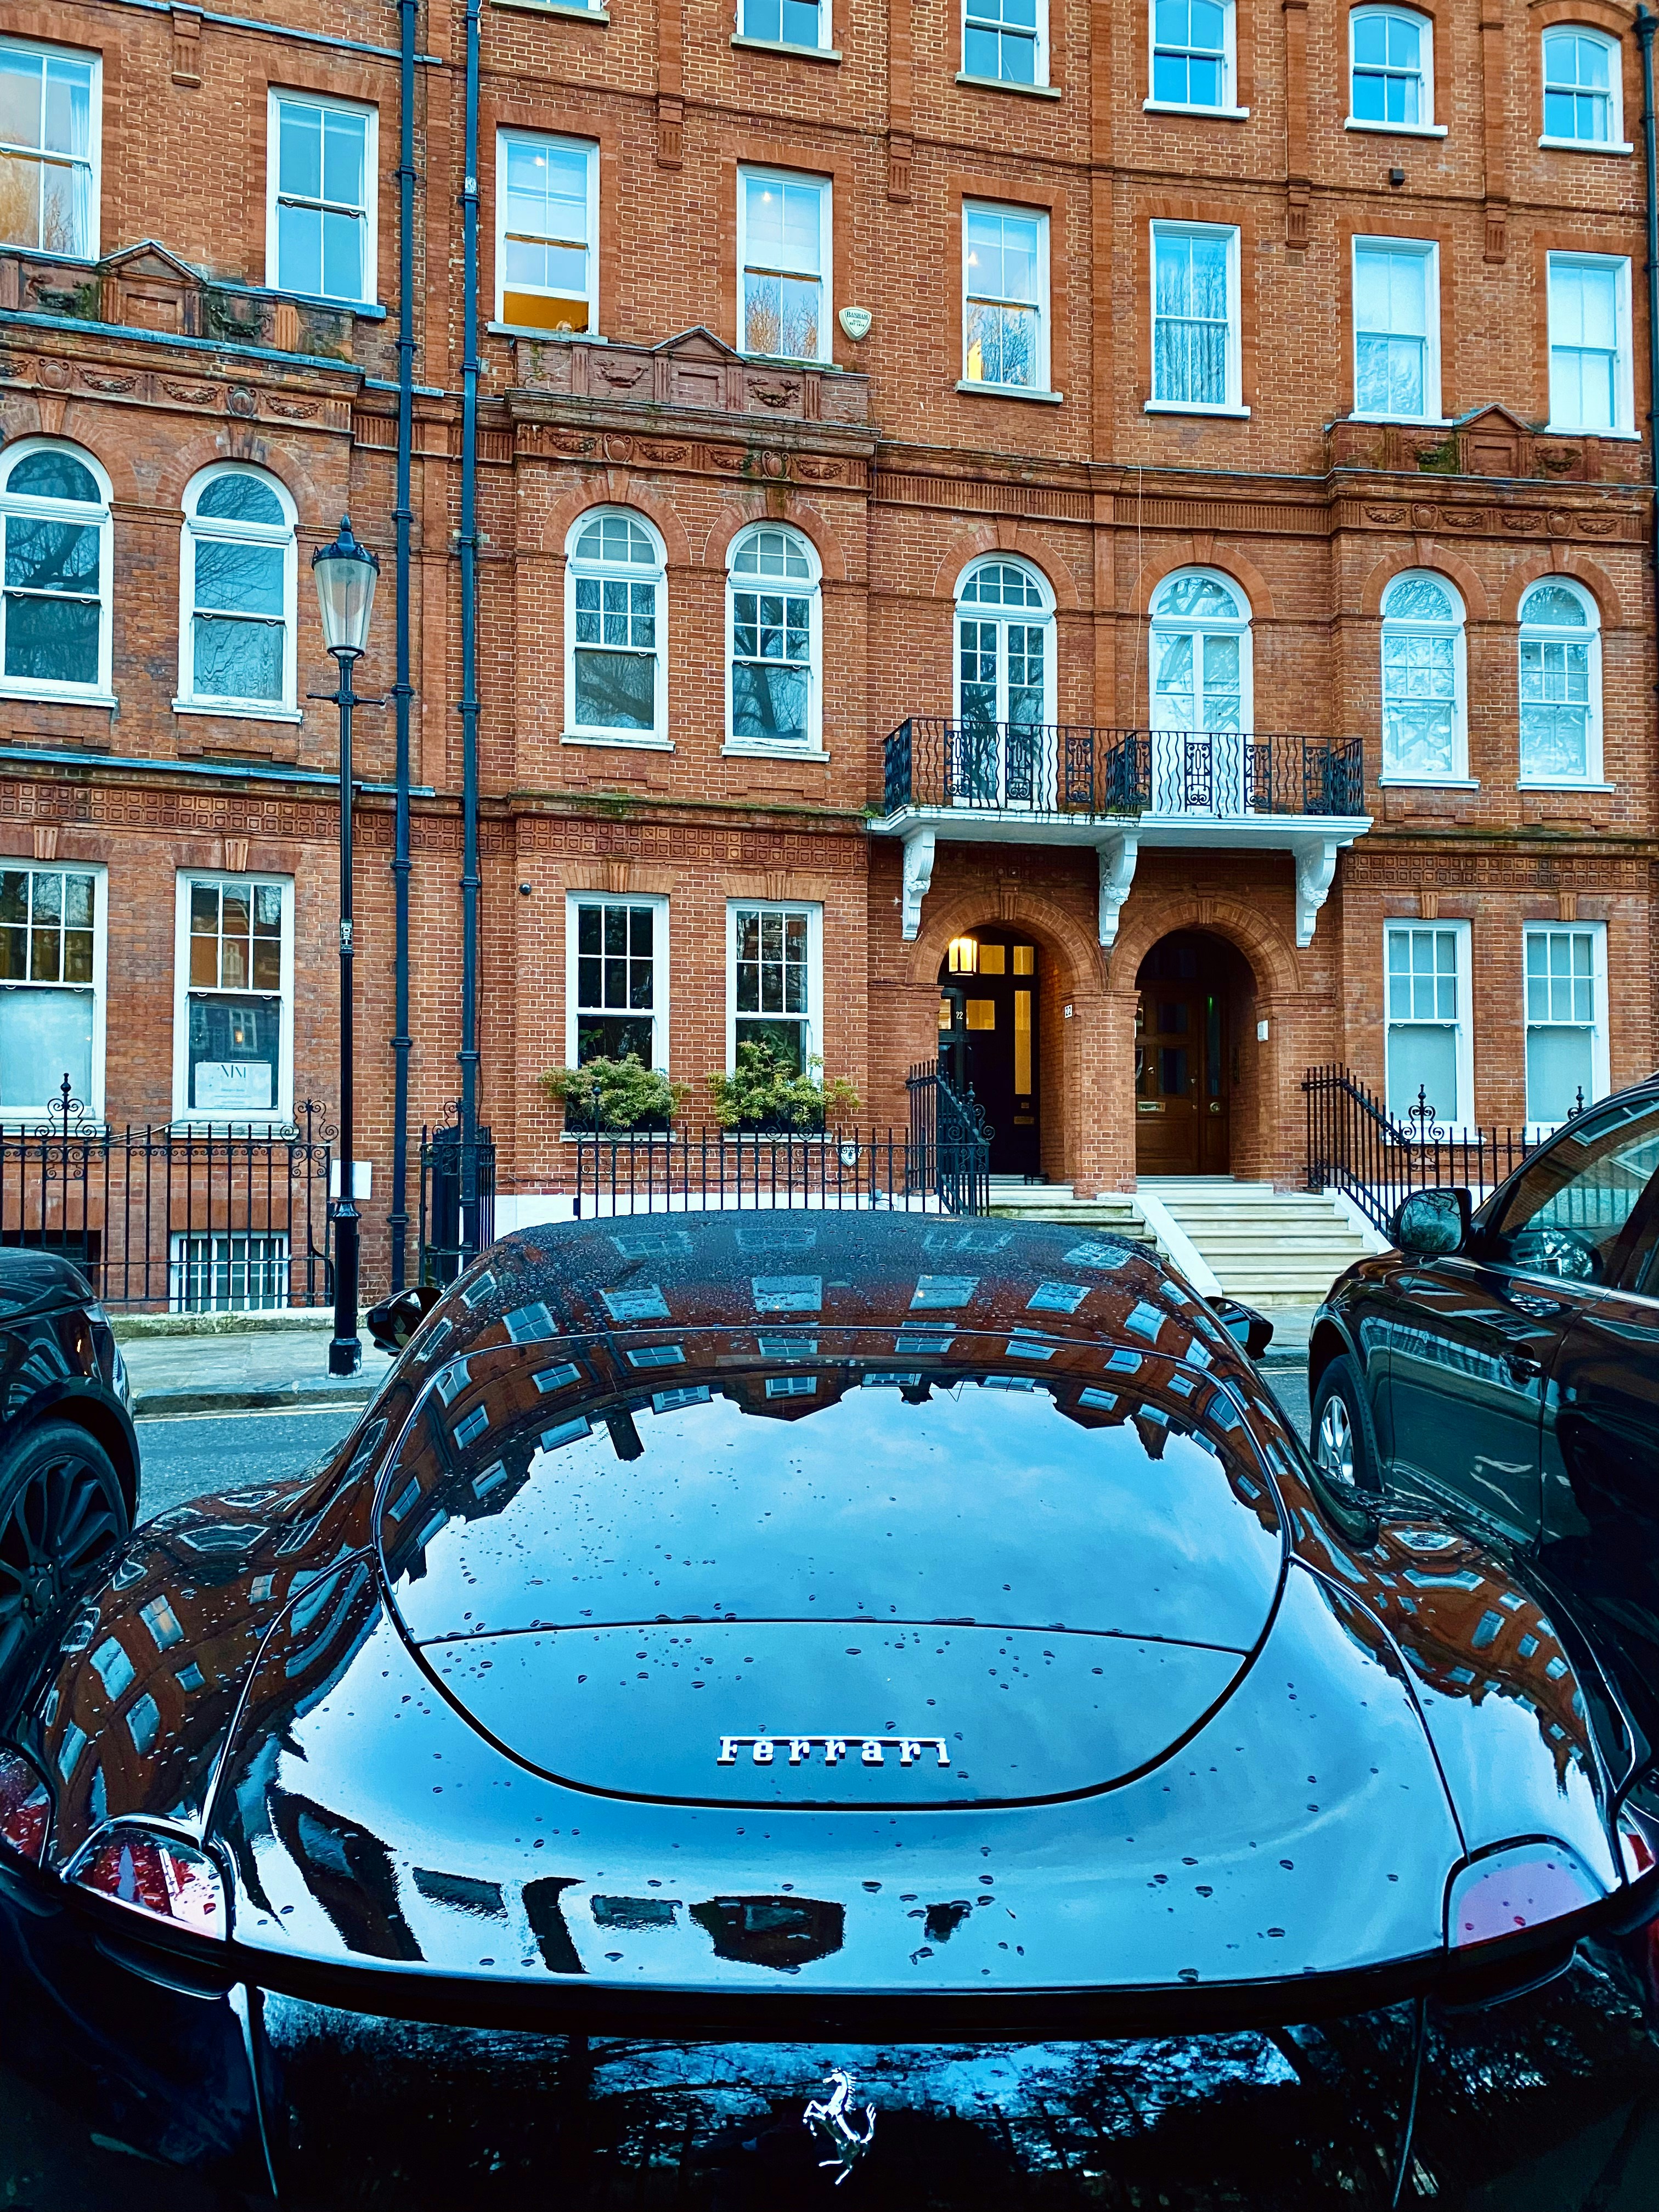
0,1420,131,1672
1311,1356,1378,1497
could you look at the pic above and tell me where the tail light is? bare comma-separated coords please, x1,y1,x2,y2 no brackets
0,1746,51,1866
1448,1841,1604,1948
67,1827,226,1940
1616,1804,1658,1884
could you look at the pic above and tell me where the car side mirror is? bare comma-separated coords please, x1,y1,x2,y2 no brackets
366,1283,441,1355
1211,1297,1274,1360
1390,1186,1472,1257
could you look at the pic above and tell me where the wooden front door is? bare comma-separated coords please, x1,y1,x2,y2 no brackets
1135,936,1231,1175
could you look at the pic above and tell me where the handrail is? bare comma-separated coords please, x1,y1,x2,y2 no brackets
1302,1064,1558,1237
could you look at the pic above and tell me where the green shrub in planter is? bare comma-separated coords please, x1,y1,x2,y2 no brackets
539,1055,688,1131
706,1040,860,1132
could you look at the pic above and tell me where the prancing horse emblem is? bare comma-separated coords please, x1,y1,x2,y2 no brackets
803,2066,876,2184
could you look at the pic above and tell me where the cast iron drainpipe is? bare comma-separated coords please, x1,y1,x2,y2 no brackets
389,0,418,1290
1638,13,1659,701
456,0,483,1263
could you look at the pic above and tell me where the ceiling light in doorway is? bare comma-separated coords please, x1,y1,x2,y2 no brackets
947,936,979,975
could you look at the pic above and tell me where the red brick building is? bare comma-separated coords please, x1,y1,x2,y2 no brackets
0,0,1654,1291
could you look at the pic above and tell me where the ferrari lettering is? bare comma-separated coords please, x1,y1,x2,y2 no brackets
716,1733,951,1767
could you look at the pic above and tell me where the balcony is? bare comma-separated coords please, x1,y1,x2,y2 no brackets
873,720,1372,949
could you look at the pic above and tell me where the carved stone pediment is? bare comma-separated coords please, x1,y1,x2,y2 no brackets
1326,404,1643,484
513,325,870,426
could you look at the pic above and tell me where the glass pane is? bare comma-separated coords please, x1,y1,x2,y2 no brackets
276,102,323,201
0,986,92,1109
29,927,58,981
189,937,217,987
190,884,219,933
251,940,282,991
63,873,93,927
187,991,281,1112
577,1014,653,1066
3,590,99,684
276,201,322,296
1494,1097,1659,1277
255,885,282,934
573,647,654,730
735,1017,806,1075
193,616,284,701
732,661,808,744
1386,1023,1458,1124
198,474,285,526
577,907,600,957
5,516,98,591
195,540,284,617
221,884,252,935
743,173,822,278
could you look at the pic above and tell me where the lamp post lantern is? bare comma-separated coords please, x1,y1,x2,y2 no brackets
312,516,379,1377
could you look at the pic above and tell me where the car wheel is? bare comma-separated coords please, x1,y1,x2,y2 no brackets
0,1421,131,1673
1311,1356,1378,1497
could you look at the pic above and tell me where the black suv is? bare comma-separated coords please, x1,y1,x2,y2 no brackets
1311,1075,1659,1747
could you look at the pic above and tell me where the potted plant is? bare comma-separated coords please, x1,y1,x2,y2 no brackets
539,1054,687,1134
706,1040,860,1134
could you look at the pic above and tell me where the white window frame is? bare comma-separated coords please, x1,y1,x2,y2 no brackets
1547,251,1635,436
168,1229,292,1315
1145,0,1246,118
1346,7,1447,137
1517,575,1605,788
264,87,379,306
1522,921,1609,1137
174,465,299,722
724,523,824,755
953,555,1058,727
1147,567,1254,732
725,898,823,1076
736,164,833,365
171,873,296,1125
493,128,600,336
1378,569,1470,785
736,0,834,54
1351,235,1443,424
960,199,1054,399
961,0,1049,89
1539,26,1630,154
564,891,670,1071
0,860,106,1121
0,438,114,705
561,507,668,748
0,35,101,261
1147,220,1246,416
1384,919,1474,1136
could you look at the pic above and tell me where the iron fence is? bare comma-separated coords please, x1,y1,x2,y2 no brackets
0,1077,334,1311
418,1114,496,1285
883,720,1365,822
1303,1063,1570,1237
567,1069,989,1220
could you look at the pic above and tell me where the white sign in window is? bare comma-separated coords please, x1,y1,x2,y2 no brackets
1150,223,1240,411
267,91,376,303
1524,924,1606,1129
1547,253,1632,435
0,39,98,257
174,877,294,1120
496,131,597,334
0,863,104,1116
729,901,821,1076
963,203,1049,393
567,895,667,1068
1353,238,1440,420
1385,921,1470,1129
739,168,831,363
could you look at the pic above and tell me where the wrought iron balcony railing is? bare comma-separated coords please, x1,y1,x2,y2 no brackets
881,720,1365,822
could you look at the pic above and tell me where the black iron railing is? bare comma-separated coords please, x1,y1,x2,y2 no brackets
882,720,1365,821
567,1071,989,1220
0,1075,334,1311
419,1110,497,1285
1303,1064,1573,1237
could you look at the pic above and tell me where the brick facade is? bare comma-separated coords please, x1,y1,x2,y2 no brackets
1,0,1655,1293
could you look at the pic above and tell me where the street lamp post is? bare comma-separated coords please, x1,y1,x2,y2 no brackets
312,517,380,1378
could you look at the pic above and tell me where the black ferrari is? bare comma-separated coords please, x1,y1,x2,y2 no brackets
1,1213,1657,2207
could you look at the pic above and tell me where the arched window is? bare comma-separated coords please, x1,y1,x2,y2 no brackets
726,524,821,750
1542,28,1623,149
0,440,110,698
955,559,1054,729
1149,569,1249,732
178,466,297,716
1348,7,1437,132
1380,571,1465,780
564,509,665,743
1519,578,1601,784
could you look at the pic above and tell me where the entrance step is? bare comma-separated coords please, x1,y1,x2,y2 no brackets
984,1181,1159,1249
1136,1178,1381,1306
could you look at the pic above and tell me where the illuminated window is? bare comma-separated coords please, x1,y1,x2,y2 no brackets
0,38,98,257
495,130,597,334
962,202,1049,393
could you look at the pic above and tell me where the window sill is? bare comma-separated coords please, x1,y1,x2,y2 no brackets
738,347,837,369
171,1113,296,1130
267,288,386,319
561,731,674,751
733,34,841,61
957,73,1063,99
493,0,608,16
1545,423,1641,439
1538,135,1632,156
1343,117,1449,138
1142,99,1250,120
1348,411,1453,428
1517,778,1615,792
1144,400,1251,418
490,321,607,342
956,379,1064,403
1377,775,1480,788
173,699,304,724
0,686,117,709
722,741,830,760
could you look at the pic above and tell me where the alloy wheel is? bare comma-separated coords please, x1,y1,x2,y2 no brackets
1316,1393,1357,1492
0,1443,126,1674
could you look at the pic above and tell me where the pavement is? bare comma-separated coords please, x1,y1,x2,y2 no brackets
119,1318,382,1418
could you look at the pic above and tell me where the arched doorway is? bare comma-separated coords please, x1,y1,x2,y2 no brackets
936,927,1040,1177
1133,931,1256,1176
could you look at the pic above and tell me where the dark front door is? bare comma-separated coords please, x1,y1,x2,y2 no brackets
938,934,1039,1177
1134,935,1230,1176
